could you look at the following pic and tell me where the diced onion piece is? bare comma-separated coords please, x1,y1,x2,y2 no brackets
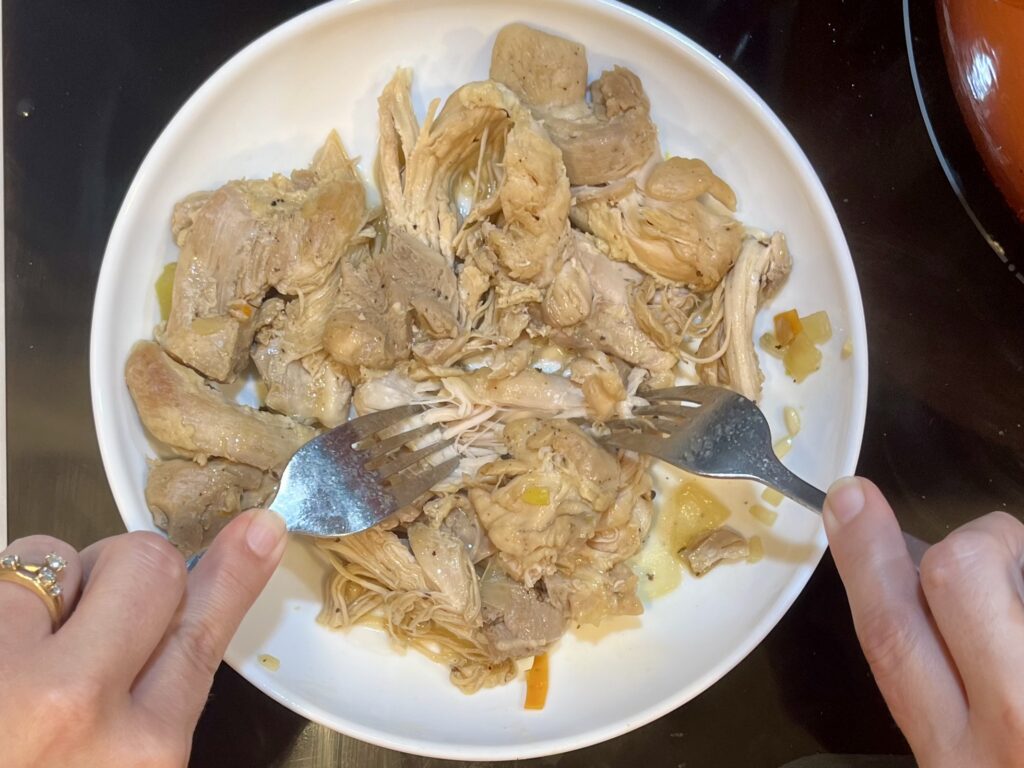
784,406,801,436
773,309,803,346
774,436,792,459
800,310,832,344
761,488,784,507
759,332,786,359
750,504,778,527
521,486,551,506
747,536,764,563
257,653,280,672
841,338,854,360
155,262,177,322
524,653,549,710
783,332,822,383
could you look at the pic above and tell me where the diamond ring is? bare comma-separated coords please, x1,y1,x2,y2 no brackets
0,552,67,630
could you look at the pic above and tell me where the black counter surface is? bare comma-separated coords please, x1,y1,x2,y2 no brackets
5,1,1023,765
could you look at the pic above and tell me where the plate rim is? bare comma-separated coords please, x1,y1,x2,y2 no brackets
89,0,869,759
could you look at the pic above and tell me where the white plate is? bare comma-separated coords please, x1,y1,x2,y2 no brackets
90,0,867,760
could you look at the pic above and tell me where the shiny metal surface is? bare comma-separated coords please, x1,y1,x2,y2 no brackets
607,386,930,565
6,0,1024,765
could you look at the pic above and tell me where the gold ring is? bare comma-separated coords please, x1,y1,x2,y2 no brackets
0,552,67,630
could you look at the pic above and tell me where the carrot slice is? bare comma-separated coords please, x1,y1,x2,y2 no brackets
524,653,549,710
773,309,803,346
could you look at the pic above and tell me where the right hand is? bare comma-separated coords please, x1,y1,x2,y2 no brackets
824,476,1024,767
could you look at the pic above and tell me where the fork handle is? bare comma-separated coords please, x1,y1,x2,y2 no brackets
757,457,930,567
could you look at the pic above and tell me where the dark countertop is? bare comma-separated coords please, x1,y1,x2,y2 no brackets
5,1,1022,766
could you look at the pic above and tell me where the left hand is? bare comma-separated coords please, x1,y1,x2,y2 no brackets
0,508,286,768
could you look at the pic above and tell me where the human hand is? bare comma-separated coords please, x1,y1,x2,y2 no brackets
824,477,1024,767
0,508,286,768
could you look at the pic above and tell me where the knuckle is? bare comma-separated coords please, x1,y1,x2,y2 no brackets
919,531,990,591
35,675,104,738
175,613,225,682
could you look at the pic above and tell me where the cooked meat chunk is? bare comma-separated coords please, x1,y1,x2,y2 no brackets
489,23,587,109
126,341,315,470
146,459,277,556
490,25,658,186
161,132,367,381
251,260,352,427
480,567,567,657
681,526,750,576
699,232,792,400
561,232,677,371
571,157,743,291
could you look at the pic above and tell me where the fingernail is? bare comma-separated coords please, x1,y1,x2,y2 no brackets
825,476,865,525
245,509,287,557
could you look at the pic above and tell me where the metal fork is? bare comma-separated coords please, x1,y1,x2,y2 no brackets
185,404,457,569
601,385,930,566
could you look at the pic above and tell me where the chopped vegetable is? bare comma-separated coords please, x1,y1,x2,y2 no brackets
257,653,281,672
747,536,765,563
800,311,832,344
155,262,177,322
783,332,822,382
773,309,803,346
841,337,854,360
521,486,551,506
773,436,792,459
750,504,778,527
759,331,786,359
524,653,549,710
784,406,801,436
761,487,784,507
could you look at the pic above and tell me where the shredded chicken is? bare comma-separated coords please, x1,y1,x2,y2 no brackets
125,23,795,696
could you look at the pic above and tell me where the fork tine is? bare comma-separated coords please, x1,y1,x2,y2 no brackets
601,430,670,459
358,422,438,461
389,456,461,508
640,385,724,405
604,417,670,434
343,404,425,440
633,403,700,420
374,437,456,479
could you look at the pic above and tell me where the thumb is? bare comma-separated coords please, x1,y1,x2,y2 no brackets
824,477,965,750
132,508,287,733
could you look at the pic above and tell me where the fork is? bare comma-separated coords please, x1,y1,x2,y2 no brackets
185,404,457,569
601,385,931,566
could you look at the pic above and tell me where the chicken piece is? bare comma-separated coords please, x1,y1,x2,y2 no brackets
454,368,585,413
126,341,316,471
381,229,459,339
251,261,352,427
481,108,571,285
489,23,587,109
543,256,593,328
480,566,567,657
323,242,410,371
161,132,367,382
491,25,658,186
145,459,277,557
408,522,481,622
699,233,792,401
469,419,638,585
378,72,510,258
544,562,643,625
562,233,677,371
378,70,571,285
571,156,743,291
682,526,750,576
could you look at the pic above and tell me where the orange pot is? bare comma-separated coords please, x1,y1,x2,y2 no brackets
938,0,1024,222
